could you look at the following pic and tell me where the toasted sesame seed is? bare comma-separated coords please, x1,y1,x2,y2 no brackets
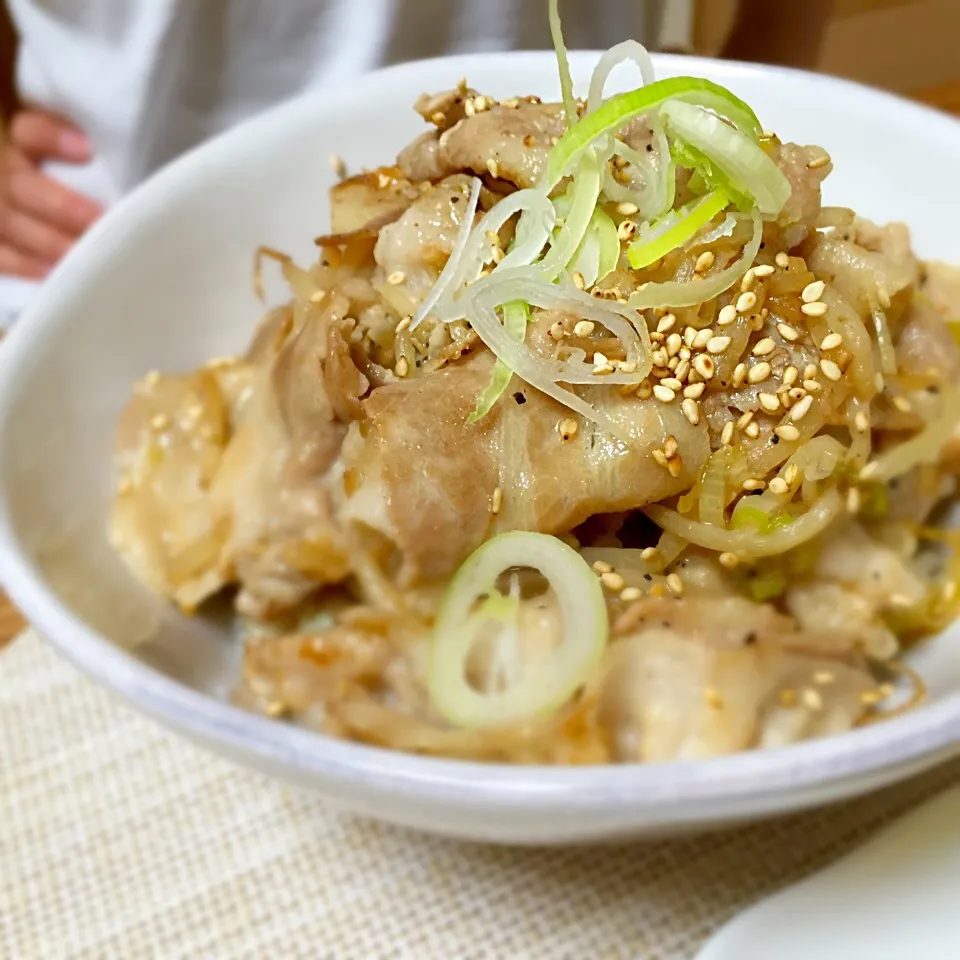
732,362,747,388
752,338,776,357
502,97,520,109
661,377,683,392
592,560,614,574
593,351,611,367
486,158,500,178
740,268,756,292
802,687,824,710
693,355,715,380
846,486,861,514
491,486,503,514
620,361,638,373
692,327,714,350
784,464,799,486
706,336,732,355
601,571,626,592
681,397,701,425
657,313,677,333
748,361,772,384
309,290,327,304
719,552,740,570
395,356,409,378
802,379,822,394
777,322,799,342
736,291,757,314
679,346,692,361
819,358,842,381
782,366,799,388
758,392,781,414
806,153,831,170
790,394,814,421
395,316,412,333
663,435,679,459
617,201,639,216
802,280,826,303
651,348,669,366
753,264,775,278
775,424,800,441
801,301,828,317
620,586,643,602
666,333,683,357
387,270,406,285
744,421,760,439
653,384,676,403
683,382,706,400
704,687,724,709
618,219,637,241
854,411,870,432
803,363,818,380
736,410,755,431
558,418,578,440
859,462,879,480
667,455,683,478
640,547,660,563
775,252,790,268
874,371,885,391
675,358,691,380
695,251,715,273
720,421,735,446
548,321,566,340
769,477,789,495
860,689,883,706
742,478,766,491
573,320,596,338
636,379,653,400
718,304,738,326
572,271,585,290
151,413,169,430
330,153,346,178
666,573,684,595
892,395,913,413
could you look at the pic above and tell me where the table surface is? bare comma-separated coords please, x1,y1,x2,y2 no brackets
0,78,957,653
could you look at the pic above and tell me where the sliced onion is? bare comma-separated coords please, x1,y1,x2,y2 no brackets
698,447,730,526
429,532,608,728
548,0,578,129
467,301,529,423
660,100,790,217
587,39,655,113
546,76,762,188
627,189,729,269
570,208,620,287
410,177,481,330
871,301,897,375
688,212,737,248
628,209,762,310
646,488,843,558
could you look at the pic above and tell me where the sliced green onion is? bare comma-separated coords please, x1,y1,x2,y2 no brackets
661,100,790,217
545,76,761,187
428,532,608,728
467,301,529,424
570,208,620,287
671,139,753,212
627,189,729,269
548,0,577,130
746,566,788,602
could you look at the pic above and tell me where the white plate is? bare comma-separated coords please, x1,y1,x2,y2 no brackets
0,52,958,845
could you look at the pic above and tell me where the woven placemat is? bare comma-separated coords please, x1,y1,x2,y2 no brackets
2,630,957,960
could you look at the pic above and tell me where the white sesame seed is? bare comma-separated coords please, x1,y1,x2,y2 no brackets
573,320,595,338
572,271,585,290
742,478,766,491
753,264,775,277
619,361,637,373
720,421,735,446
732,362,747,388
752,338,776,357
395,356,409,378
736,291,758,314
790,394,814,421
777,322,800,342
653,384,676,403
719,552,740,570
782,366,799,388
806,153,831,171
387,270,406,285
651,348,669,367
548,321,566,340
601,571,626,592
666,333,683,357
617,201,639,216
491,486,503,514
618,219,637,241
775,424,801,441
657,378,680,392
802,687,824,710
693,355,715,380
558,418,578,440
675,358,691,380
620,586,643,602
892,395,913,413
681,398,700,425
813,670,835,686
592,560,613,574
695,251,715,273
819,359,843,381
717,304,738,326
330,153,346,178
736,411,755,431
683,326,697,348
819,332,843,351
657,313,677,333
706,336,732,355
691,327,714,350
395,316,411,333
854,411,870,432
664,434,679,459
758,392,781,414
803,363,818,380
748,361,772,384
309,289,327,304
636,379,653,399
784,464,799,486
640,547,660,562
846,486,861,514
683,382,706,399
486,158,500,178
740,268,756,292
666,573,684,596
775,252,790,268
769,477,790,495
679,346,692,361
801,301,828,317
802,280,826,303
744,421,760,439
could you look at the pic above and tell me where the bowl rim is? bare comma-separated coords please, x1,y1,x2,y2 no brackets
0,50,958,813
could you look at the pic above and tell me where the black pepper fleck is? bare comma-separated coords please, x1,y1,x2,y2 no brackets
744,631,757,646
513,392,527,405
643,574,652,582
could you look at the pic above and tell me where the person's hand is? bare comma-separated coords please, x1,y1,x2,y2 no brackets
0,108,103,279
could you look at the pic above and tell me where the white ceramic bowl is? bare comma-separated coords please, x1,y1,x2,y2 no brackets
0,52,958,845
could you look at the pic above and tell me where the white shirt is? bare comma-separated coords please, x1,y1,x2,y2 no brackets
3,0,666,321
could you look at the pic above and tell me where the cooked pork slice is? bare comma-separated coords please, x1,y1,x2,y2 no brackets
922,260,960,318
774,143,832,237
